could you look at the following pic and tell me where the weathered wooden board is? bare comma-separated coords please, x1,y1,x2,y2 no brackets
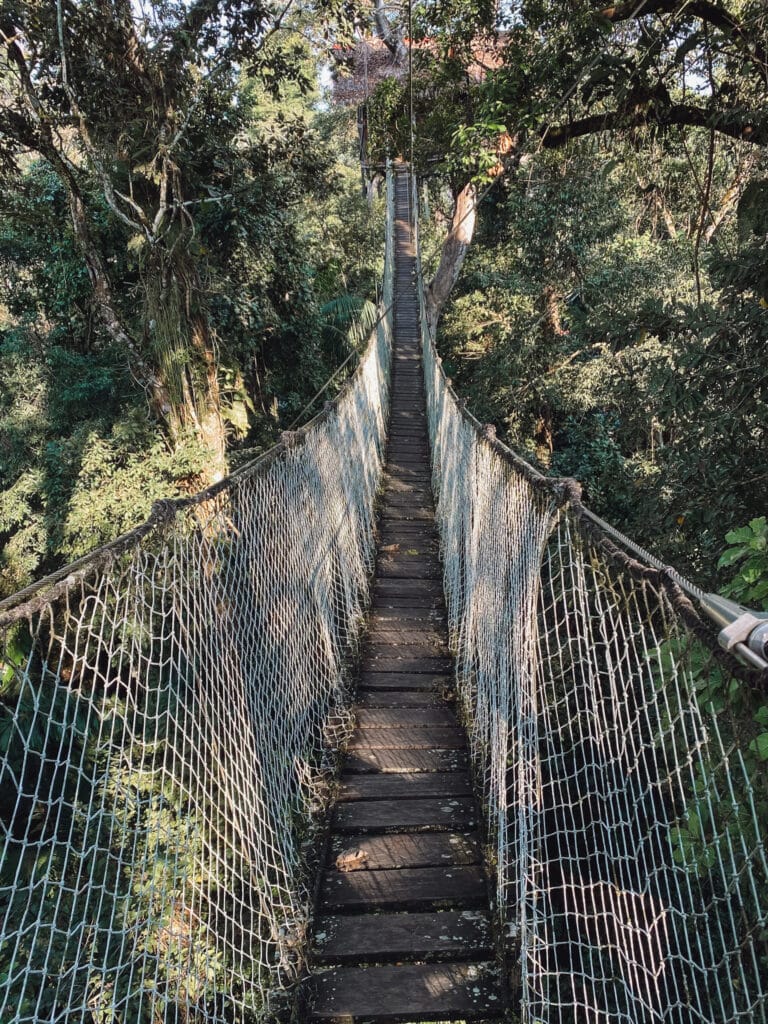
356,690,446,709
377,560,442,580
373,578,443,597
333,797,477,833
328,830,480,869
348,727,465,751
379,506,435,521
358,670,450,691
366,627,446,645
336,771,471,801
319,865,487,912
343,747,468,774
361,658,453,675
365,643,447,662
309,962,502,1021
355,708,457,729
368,606,445,624
311,910,492,964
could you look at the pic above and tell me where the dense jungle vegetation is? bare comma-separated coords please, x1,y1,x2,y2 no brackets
365,0,768,596
0,0,381,597
0,4,766,1022
1,0,766,602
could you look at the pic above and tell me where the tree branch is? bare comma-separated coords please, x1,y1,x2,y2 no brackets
542,103,767,148
600,1,768,76
373,0,408,65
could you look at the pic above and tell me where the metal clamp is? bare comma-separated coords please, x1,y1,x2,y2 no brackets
700,594,768,672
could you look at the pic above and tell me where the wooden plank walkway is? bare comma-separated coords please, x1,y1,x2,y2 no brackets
306,167,503,1022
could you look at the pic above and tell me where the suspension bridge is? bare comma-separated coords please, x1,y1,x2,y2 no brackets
0,164,766,1024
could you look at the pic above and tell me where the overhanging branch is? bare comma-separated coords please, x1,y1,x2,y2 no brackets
542,103,767,148
600,1,768,76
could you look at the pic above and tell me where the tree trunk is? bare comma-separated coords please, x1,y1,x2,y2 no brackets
65,187,173,421
425,181,478,335
68,179,227,486
373,0,408,65
189,313,227,484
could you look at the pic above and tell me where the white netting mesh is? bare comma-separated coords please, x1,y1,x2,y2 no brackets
414,175,768,1023
0,170,394,1024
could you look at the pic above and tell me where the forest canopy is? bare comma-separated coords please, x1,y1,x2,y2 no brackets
0,0,381,596
1,0,767,597
363,0,768,586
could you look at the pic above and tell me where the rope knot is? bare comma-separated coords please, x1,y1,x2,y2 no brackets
554,477,582,507
150,498,178,525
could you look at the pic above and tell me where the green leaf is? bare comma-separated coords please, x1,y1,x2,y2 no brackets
748,732,768,761
717,546,747,567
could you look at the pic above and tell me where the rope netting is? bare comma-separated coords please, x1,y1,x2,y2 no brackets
0,170,394,1024
412,175,768,1023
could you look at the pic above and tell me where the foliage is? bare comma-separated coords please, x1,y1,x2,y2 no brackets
0,21,382,593
431,137,768,584
719,517,768,609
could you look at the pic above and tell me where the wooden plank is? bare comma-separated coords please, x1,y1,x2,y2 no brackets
343,747,468,774
386,437,429,448
379,530,437,542
379,506,435,521
385,450,430,462
368,605,445,622
309,962,501,1021
385,454,430,466
385,437,430,448
367,617,445,632
319,865,487,912
333,797,477,833
374,578,443,597
377,546,440,561
365,644,448,661
311,910,492,964
383,481,432,495
385,465,431,478
365,627,447,646
356,708,457,728
348,727,465,751
383,467,430,478
361,658,453,674
337,772,471,801
357,690,446,709
369,603,446,616
376,540,440,557
329,831,480,869
358,671,450,690
376,539,439,555
381,492,434,506
383,479,432,492
377,561,442,580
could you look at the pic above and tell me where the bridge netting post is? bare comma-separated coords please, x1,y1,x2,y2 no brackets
410,170,767,1024
0,167,395,1024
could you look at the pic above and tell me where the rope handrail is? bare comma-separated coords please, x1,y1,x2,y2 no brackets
409,166,768,1024
0,166,396,1024
0,190,394,626
409,172,768,677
